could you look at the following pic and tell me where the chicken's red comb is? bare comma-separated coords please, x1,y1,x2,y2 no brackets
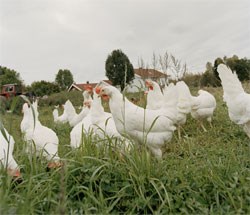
95,86,102,94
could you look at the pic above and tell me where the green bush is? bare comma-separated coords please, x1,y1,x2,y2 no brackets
38,90,84,107
29,80,60,97
182,74,202,87
200,70,220,87
0,96,7,114
0,95,25,115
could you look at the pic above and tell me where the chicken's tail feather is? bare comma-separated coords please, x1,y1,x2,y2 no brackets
217,64,244,100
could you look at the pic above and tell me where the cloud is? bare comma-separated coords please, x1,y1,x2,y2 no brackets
0,0,249,84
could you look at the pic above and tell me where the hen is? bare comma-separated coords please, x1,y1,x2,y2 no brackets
70,88,132,152
174,81,192,137
217,64,250,137
53,101,71,124
22,99,61,168
0,123,21,177
21,103,33,133
98,85,176,158
145,80,164,110
190,89,216,131
145,80,191,138
67,90,93,127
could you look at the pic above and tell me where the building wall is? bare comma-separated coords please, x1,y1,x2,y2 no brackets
126,77,145,92
126,76,168,93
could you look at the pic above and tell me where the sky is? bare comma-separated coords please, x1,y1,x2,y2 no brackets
0,0,249,85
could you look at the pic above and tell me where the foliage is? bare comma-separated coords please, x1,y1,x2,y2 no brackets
0,86,250,214
228,58,250,81
29,81,60,97
213,56,250,84
200,70,221,87
55,69,74,90
0,96,7,114
0,96,25,114
182,74,202,88
38,90,84,107
191,56,250,87
105,49,134,91
0,66,22,88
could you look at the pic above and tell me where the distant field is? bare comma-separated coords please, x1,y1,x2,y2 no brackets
0,86,250,214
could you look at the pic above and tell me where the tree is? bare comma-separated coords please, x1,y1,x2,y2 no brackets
212,57,224,85
159,51,171,84
200,61,220,87
151,52,159,71
233,58,250,81
0,66,22,88
29,81,60,97
170,54,187,80
137,57,145,69
55,69,74,90
105,49,134,91
213,56,250,83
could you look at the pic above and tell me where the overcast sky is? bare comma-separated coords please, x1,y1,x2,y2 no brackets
0,0,249,85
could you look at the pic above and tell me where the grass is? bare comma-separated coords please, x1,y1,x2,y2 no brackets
0,86,250,214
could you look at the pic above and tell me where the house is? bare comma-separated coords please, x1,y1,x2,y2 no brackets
67,80,112,92
126,68,169,92
68,68,168,93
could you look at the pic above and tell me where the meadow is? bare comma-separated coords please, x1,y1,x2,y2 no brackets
0,86,250,214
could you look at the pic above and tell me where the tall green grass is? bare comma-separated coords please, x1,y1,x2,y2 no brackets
0,87,249,214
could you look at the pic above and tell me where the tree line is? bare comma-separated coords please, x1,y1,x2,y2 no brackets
0,68,74,97
1,50,250,97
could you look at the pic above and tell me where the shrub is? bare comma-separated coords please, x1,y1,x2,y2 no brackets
38,90,84,107
200,70,220,87
182,74,202,87
0,96,25,115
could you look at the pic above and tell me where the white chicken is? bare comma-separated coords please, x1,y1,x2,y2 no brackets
70,114,92,148
145,79,164,110
97,85,176,158
67,90,93,127
145,80,191,138
70,88,132,152
70,90,94,148
217,64,250,138
21,103,33,134
53,102,70,124
91,88,133,151
190,89,216,131
0,124,21,177
174,81,192,137
22,99,61,168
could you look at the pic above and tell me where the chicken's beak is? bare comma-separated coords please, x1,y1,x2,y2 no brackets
47,161,63,169
8,168,21,178
145,80,153,90
95,86,103,98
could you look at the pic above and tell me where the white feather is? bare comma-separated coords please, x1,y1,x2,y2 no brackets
218,64,250,138
99,85,176,158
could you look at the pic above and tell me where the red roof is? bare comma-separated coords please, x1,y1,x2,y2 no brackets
68,80,112,92
134,68,167,79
